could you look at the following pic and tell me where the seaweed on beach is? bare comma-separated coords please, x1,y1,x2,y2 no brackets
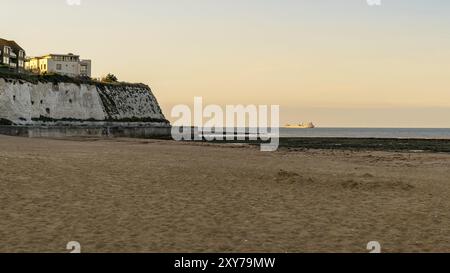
277,137,450,153
189,137,450,153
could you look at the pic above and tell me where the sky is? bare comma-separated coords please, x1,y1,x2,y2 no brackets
3,0,450,127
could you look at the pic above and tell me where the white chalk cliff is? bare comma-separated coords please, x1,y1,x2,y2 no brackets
0,77,168,125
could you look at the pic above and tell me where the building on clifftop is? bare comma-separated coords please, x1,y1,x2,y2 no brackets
0,38,27,73
26,53,92,77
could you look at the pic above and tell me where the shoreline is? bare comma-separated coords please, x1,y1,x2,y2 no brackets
1,128,450,153
187,137,450,153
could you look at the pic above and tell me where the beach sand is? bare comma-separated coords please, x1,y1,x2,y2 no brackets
1,135,450,253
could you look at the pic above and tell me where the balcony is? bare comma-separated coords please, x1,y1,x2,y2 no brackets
9,63,17,68
10,52,17,58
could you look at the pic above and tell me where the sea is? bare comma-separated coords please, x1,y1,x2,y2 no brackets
279,128,450,139
180,127,450,140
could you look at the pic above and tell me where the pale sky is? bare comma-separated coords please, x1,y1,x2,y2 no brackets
3,0,450,127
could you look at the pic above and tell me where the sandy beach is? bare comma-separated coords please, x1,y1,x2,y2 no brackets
1,135,450,253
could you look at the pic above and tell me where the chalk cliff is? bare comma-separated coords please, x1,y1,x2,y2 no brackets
0,76,169,126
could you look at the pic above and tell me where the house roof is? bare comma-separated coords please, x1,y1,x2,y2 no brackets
48,53,80,57
0,38,25,52
29,53,80,59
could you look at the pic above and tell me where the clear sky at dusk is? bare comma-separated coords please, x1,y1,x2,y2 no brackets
3,0,450,127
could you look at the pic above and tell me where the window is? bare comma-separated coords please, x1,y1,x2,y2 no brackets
3,57,9,64
56,64,62,70
18,60,24,67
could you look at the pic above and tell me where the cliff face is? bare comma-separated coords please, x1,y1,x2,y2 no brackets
0,77,168,125
96,84,165,121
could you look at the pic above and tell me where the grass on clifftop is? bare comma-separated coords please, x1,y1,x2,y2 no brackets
0,69,147,88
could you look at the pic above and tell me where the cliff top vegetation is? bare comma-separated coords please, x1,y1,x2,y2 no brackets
0,69,146,89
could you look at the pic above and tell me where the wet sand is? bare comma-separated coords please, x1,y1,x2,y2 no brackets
1,135,450,253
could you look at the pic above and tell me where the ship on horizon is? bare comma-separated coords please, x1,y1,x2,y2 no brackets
284,122,316,129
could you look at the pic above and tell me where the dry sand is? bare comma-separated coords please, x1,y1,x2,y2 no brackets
1,135,450,253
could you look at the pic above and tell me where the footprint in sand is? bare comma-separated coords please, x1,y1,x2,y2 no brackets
341,179,414,191
276,169,315,185
277,169,300,179
362,173,375,179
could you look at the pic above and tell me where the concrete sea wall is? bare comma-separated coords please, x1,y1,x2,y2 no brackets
0,125,171,139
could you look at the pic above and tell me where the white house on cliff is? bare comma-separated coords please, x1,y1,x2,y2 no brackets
26,53,92,77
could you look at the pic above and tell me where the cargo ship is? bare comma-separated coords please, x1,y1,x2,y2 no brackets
284,122,315,129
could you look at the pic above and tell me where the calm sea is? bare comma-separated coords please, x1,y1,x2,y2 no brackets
279,128,450,139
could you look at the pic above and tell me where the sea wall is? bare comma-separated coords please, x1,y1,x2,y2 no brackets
0,77,169,126
0,125,171,139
